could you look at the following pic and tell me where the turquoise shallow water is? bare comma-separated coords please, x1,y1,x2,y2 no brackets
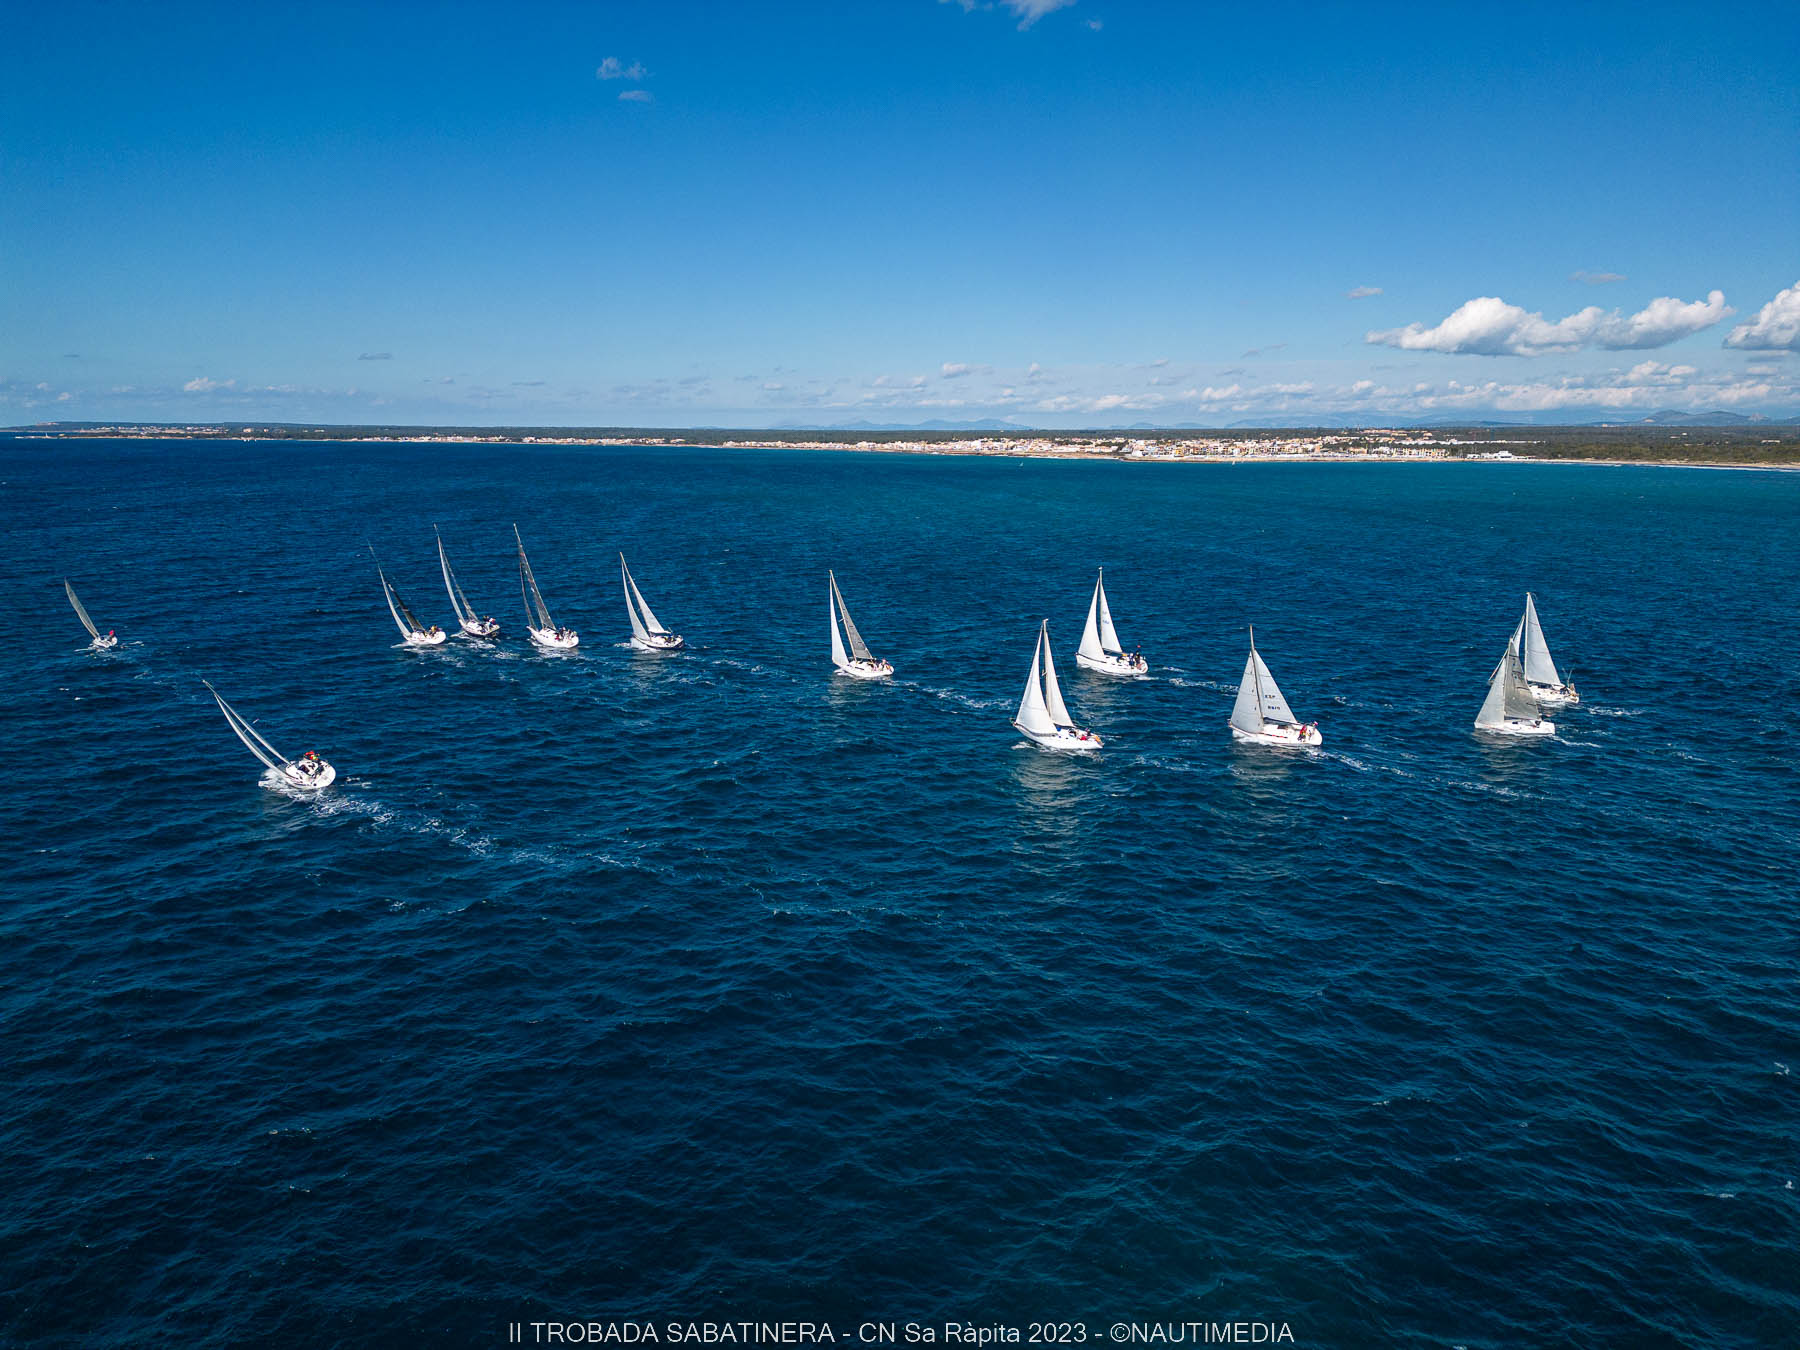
2,439,1797,1347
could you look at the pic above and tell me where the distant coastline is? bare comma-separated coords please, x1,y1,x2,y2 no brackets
6,421,1798,467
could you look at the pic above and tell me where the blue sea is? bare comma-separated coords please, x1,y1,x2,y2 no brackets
3,439,1797,1348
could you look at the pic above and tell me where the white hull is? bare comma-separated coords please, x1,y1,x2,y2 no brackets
1529,682,1579,706
273,762,337,791
89,635,119,651
631,632,684,651
1231,721,1322,748
459,618,502,640
1076,650,1146,677
529,626,580,650
402,628,448,647
834,658,893,680
1476,717,1556,738
1015,720,1103,752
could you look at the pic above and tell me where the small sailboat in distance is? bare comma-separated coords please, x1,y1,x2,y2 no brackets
515,526,578,649
1229,626,1321,747
1475,645,1555,738
1075,568,1147,676
64,580,118,650
1014,620,1102,751
621,553,683,651
829,570,892,679
369,546,447,646
204,680,336,789
1508,592,1579,705
436,527,501,639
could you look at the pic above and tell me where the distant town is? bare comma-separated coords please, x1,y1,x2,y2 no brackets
6,422,1798,465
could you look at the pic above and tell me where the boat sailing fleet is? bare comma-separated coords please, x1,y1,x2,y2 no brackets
64,538,1581,788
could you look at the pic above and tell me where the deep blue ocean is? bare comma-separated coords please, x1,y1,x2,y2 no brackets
3,439,1796,1348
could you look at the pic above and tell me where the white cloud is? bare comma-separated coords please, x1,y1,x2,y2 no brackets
1086,17,1103,30
942,0,1078,30
1346,285,1382,300
1368,290,1731,356
941,362,972,379
182,377,235,392
1571,270,1627,285
1723,280,1800,352
1197,384,1242,402
596,57,647,81
618,89,654,103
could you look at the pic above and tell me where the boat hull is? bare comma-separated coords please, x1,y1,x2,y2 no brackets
529,627,580,650
459,619,502,640
1231,721,1322,748
1475,717,1556,738
275,763,336,790
1076,650,1147,677
835,659,893,680
403,629,448,647
1015,721,1103,752
631,633,684,652
1529,683,1579,706
89,636,119,651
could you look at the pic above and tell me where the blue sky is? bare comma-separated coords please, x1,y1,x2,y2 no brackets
4,0,1797,426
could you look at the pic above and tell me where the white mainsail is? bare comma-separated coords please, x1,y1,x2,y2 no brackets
829,580,848,668
205,680,292,772
515,527,556,631
1097,579,1121,653
621,555,669,638
1040,621,1073,726
64,580,102,640
1015,625,1056,736
1520,593,1560,687
1477,647,1540,728
829,572,873,662
436,528,477,627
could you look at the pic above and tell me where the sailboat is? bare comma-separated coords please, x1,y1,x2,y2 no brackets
1075,568,1147,675
1013,620,1102,751
370,547,447,646
1475,645,1555,738
1507,593,1579,705
436,527,501,639
204,680,336,789
829,571,892,678
1228,627,1321,747
621,554,683,651
515,526,579,649
64,580,118,650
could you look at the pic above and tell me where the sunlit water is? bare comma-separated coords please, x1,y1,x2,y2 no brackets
3,440,1796,1347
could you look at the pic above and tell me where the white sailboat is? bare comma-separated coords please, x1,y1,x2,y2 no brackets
621,554,683,651
1475,645,1555,738
1014,620,1102,751
64,579,118,650
1507,592,1579,705
204,680,336,789
436,527,501,639
370,547,447,646
1075,568,1147,676
829,571,892,678
1229,627,1322,747
515,526,579,649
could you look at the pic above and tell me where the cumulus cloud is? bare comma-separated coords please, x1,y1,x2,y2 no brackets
1367,290,1732,356
358,352,392,361
618,89,654,103
182,377,235,393
1723,280,1800,352
596,57,647,80
941,362,972,379
1346,285,1382,300
1571,270,1627,285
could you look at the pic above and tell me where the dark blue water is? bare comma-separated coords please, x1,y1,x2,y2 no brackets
3,440,1797,1348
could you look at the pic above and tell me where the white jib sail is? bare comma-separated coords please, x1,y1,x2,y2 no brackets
206,682,291,771
378,567,412,638
1016,626,1055,736
1477,648,1538,728
1251,651,1296,725
1040,622,1074,727
437,530,474,626
1078,573,1106,661
829,575,848,669
515,528,554,630
831,574,873,661
1521,593,1560,687
1096,577,1122,654
65,580,101,639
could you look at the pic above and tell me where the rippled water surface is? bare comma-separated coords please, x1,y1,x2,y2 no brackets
3,440,1797,1348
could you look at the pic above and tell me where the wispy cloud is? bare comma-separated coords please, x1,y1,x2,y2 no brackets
618,89,654,103
596,57,647,81
182,376,235,392
1368,290,1731,356
1723,280,1800,351
1241,342,1287,359
943,0,1079,30
1346,285,1382,300
358,351,392,361
1086,17,1103,30
1571,269,1626,285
